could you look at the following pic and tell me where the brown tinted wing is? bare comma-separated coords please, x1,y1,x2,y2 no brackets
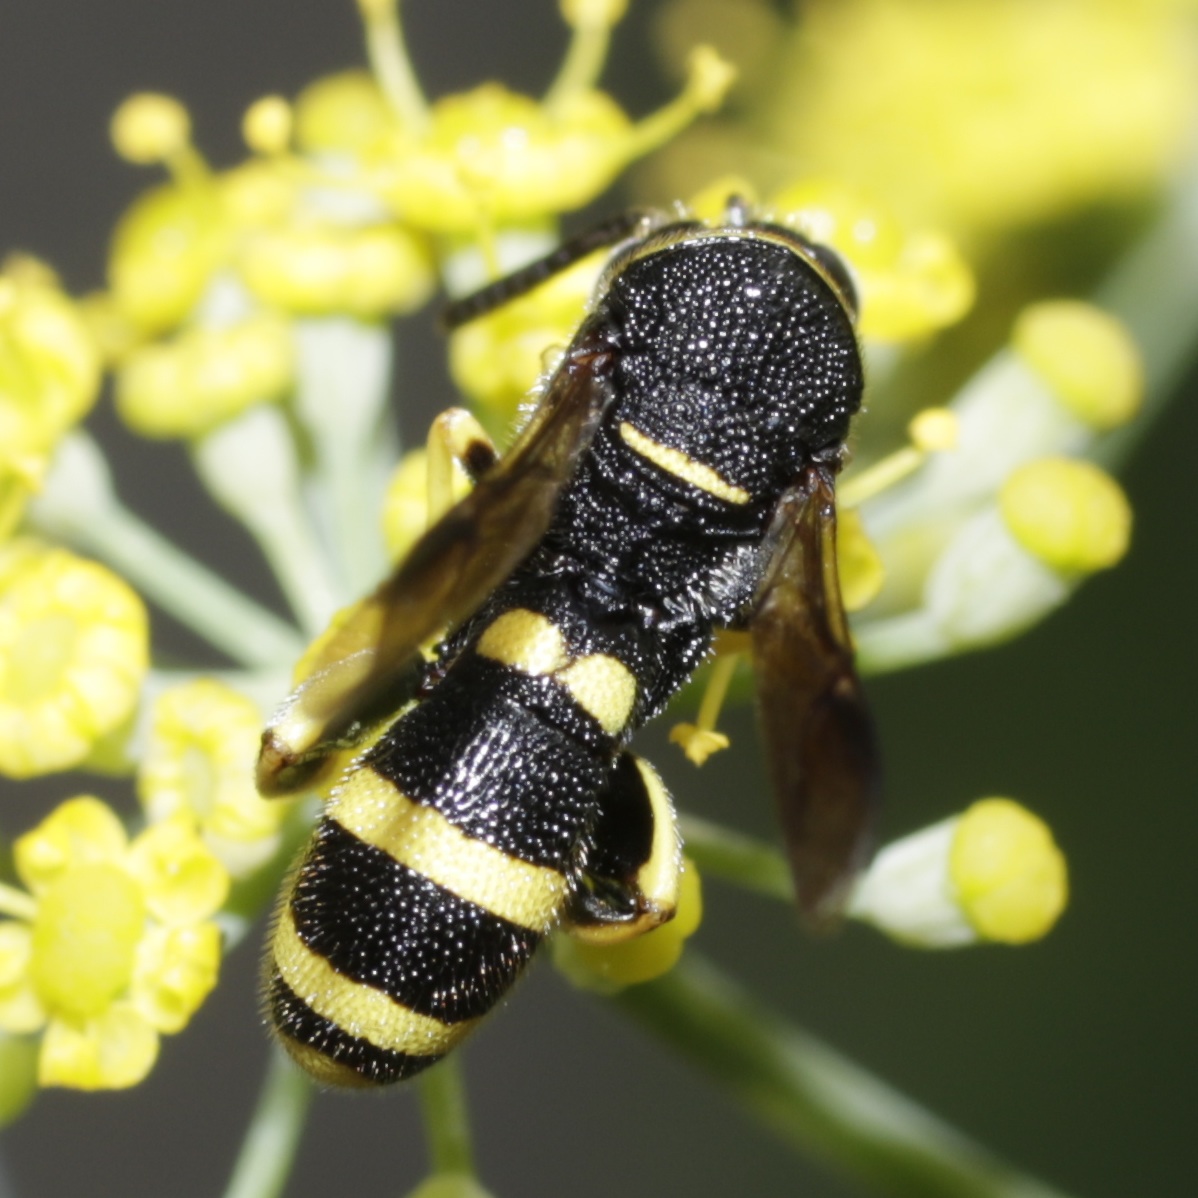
257,335,615,795
750,463,881,926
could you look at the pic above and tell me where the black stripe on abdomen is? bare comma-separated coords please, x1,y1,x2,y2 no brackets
291,818,542,1024
267,974,441,1085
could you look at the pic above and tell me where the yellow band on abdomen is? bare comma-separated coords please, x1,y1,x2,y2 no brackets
271,904,471,1057
326,768,569,932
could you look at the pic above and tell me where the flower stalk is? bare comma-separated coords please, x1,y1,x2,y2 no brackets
28,432,302,668
617,953,1075,1198
418,1056,478,1179
221,1046,314,1198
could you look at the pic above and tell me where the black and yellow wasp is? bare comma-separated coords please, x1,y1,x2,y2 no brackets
257,199,880,1086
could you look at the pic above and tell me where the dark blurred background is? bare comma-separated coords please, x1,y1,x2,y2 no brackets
1,2,1195,1196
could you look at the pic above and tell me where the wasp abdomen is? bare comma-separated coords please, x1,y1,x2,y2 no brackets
266,607,638,1085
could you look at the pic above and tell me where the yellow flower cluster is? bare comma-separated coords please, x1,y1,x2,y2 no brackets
0,259,101,538
138,679,292,875
763,0,1195,237
92,0,732,444
7,0,1177,1123
0,797,226,1089
0,541,147,778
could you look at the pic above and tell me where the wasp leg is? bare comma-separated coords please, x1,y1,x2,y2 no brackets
426,407,498,526
564,752,681,945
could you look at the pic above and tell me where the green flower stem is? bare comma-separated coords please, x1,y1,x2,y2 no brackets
92,502,305,667
362,0,429,132
617,953,1075,1198
27,432,303,668
1094,168,1198,470
678,813,793,903
0,1147,17,1198
221,1046,314,1198
292,318,396,597
544,13,612,114
418,1056,477,1177
193,407,341,638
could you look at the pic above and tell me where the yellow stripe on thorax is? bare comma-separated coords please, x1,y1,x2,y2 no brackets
475,609,637,735
272,904,472,1057
618,421,750,504
327,768,568,932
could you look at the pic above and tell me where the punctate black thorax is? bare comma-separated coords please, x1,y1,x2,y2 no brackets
467,228,864,719
607,233,862,496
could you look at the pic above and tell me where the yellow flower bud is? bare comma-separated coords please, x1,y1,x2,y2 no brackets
372,36,731,234
242,95,293,156
684,45,737,112
771,181,973,342
908,407,958,453
851,798,1067,947
219,161,296,229
950,798,1068,945
293,71,392,154
560,0,628,28
1012,301,1143,430
0,547,149,779
0,258,102,493
837,508,885,612
108,184,226,335
116,313,294,439
448,249,598,418
240,224,433,318
110,93,191,165
1000,457,1131,574
138,679,285,875
3,795,226,1091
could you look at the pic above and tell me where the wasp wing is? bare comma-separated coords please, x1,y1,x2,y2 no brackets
258,333,615,795
750,463,881,926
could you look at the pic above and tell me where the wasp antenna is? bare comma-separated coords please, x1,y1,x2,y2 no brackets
439,209,653,331
725,194,752,226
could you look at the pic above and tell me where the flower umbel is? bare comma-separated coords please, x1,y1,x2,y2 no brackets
2,0,1187,1194
0,797,227,1089
138,679,289,875
0,541,148,778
